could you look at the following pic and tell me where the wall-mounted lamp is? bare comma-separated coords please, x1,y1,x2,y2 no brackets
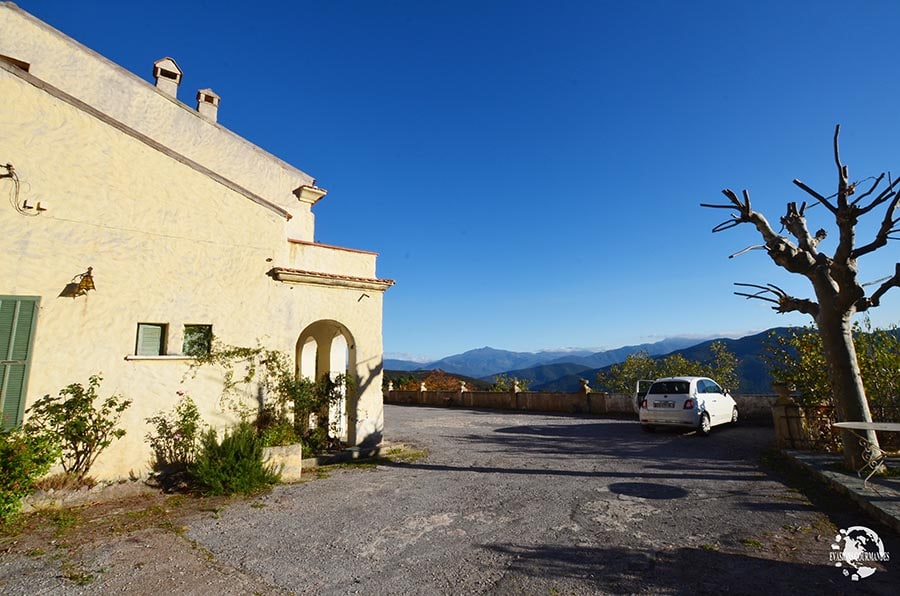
76,267,95,295
59,267,96,298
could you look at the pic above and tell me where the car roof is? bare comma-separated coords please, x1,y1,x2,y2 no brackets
652,376,708,382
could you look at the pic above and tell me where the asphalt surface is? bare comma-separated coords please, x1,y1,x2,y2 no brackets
186,405,899,595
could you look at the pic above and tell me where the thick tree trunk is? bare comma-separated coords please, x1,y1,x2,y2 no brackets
815,309,880,470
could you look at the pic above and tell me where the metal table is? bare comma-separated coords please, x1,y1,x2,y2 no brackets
832,421,900,489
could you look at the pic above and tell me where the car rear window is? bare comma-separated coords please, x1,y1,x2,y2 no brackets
648,381,690,394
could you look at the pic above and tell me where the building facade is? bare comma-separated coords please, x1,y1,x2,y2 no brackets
0,3,392,479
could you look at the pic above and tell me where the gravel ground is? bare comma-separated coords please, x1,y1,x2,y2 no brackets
2,404,898,594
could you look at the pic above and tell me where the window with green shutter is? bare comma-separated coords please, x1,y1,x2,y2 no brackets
1,296,39,430
135,323,167,356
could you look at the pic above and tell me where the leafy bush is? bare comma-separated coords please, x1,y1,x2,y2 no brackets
24,375,131,479
146,393,204,477
187,422,281,496
301,426,329,457
490,373,530,392
146,393,203,467
1,428,60,522
257,417,301,449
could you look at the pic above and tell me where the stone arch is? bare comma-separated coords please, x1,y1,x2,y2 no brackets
295,320,357,443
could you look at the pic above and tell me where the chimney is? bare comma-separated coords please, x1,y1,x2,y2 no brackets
196,88,220,122
152,57,182,98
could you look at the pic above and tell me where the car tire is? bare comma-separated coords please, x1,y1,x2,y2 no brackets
698,413,711,436
731,407,738,424
642,424,655,433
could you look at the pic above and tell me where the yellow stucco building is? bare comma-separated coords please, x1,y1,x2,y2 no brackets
0,3,393,479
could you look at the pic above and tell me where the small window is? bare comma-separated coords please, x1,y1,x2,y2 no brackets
183,324,212,356
136,323,167,356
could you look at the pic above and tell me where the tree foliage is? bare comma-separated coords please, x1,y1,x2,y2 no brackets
595,342,739,394
489,374,531,392
765,321,900,410
398,370,463,391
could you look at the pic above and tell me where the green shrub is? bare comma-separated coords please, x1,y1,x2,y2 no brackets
24,375,131,480
146,393,203,469
1,429,60,522
257,418,301,448
187,422,281,496
301,426,330,458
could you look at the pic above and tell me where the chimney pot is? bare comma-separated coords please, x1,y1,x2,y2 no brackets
196,88,220,122
152,57,182,98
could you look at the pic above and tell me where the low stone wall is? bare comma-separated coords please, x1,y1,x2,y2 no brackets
386,389,775,421
734,394,776,421
264,444,302,482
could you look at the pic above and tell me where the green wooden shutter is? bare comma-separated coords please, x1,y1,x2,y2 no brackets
136,324,165,356
1,297,38,430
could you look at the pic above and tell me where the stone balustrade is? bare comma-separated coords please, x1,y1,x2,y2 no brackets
385,385,776,420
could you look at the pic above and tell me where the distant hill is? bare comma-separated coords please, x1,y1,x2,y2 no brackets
428,347,552,379
532,328,791,393
385,337,709,380
384,358,431,371
543,337,707,369
384,330,793,395
487,362,594,387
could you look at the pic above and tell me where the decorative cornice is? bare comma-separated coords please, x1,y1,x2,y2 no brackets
268,267,394,292
292,185,327,205
287,238,378,256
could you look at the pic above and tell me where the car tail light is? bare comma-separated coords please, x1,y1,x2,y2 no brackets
641,398,648,409
683,399,694,409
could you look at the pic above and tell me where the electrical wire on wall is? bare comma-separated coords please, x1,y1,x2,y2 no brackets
1,162,39,216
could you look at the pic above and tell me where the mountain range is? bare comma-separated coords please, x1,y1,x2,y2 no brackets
384,337,703,378
385,329,789,394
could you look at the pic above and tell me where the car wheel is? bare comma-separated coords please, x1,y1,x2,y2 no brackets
642,424,655,433
731,407,738,424
698,413,711,436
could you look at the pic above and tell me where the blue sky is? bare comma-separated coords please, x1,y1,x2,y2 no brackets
20,0,900,360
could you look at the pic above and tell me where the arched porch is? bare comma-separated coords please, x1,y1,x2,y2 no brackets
296,320,357,444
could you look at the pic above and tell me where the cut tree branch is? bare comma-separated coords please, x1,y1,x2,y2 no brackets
701,190,818,276
850,173,884,206
792,178,836,214
853,190,900,259
835,124,851,209
733,282,819,317
865,263,900,308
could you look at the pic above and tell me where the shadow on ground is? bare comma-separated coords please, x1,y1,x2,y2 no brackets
483,542,895,595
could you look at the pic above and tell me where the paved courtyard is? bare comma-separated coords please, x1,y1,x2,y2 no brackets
4,404,898,595
186,405,898,594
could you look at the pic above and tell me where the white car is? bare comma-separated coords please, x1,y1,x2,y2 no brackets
639,376,738,436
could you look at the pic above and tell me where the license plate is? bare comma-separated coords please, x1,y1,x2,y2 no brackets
654,401,675,408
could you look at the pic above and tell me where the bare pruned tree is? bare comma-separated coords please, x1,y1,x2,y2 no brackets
702,125,900,470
